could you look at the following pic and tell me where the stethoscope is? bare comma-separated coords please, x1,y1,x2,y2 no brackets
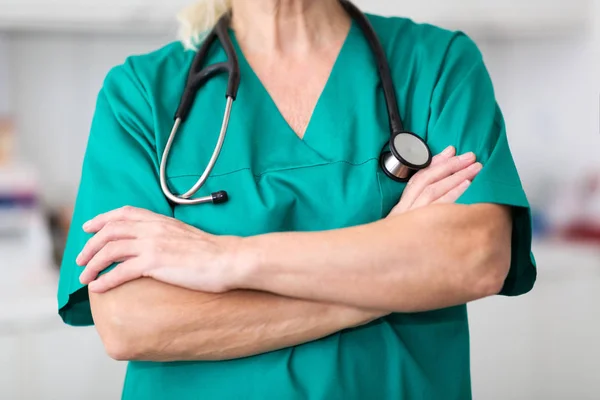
160,0,432,206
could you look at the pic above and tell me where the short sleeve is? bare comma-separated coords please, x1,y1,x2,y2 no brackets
57,61,173,326
427,34,536,297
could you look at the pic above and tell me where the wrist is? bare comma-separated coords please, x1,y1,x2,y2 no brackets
227,235,264,290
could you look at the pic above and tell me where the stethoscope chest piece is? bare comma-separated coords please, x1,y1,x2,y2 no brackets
380,132,432,182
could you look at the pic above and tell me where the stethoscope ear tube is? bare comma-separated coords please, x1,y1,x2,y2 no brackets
340,0,433,183
339,0,404,135
163,11,241,206
218,13,241,100
175,13,241,122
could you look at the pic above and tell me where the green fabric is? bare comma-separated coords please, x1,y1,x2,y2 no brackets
58,14,536,400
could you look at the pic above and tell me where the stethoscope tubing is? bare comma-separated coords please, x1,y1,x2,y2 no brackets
160,96,234,205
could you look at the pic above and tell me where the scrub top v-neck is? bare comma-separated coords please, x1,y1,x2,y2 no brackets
57,13,536,400
229,23,359,158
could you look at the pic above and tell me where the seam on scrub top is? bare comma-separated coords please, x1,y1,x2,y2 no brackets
167,158,380,182
167,168,256,181
254,158,379,180
375,172,385,218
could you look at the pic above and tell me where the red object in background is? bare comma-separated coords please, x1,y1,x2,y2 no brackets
561,174,600,245
562,223,600,245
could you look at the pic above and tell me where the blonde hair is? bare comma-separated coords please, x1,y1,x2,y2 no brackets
178,0,232,50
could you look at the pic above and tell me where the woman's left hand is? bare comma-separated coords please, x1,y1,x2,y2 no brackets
76,206,242,294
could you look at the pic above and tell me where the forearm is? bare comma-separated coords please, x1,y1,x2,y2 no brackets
90,278,384,362
237,203,512,312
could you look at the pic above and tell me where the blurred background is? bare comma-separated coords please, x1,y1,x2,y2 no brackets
0,0,599,399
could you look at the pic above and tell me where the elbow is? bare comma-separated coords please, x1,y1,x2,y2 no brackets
468,215,512,299
91,293,150,361
102,332,139,362
472,256,509,299
96,312,146,362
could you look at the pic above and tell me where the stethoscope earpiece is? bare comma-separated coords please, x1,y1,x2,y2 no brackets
380,132,431,182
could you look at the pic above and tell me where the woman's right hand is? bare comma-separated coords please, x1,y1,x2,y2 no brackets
389,146,482,216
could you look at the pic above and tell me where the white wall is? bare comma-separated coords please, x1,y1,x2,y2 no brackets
0,33,10,115
595,0,600,113
8,32,170,207
7,27,598,208
469,242,600,400
478,33,600,208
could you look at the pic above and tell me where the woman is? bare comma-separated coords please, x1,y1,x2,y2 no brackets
58,0,536,398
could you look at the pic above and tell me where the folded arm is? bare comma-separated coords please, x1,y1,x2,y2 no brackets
81,148,497,361
238,202,512,312
90,280,383,362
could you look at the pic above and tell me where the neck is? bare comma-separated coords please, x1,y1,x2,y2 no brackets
231,0,351,54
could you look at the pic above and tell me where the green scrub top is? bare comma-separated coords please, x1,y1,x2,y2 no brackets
58,13,536,400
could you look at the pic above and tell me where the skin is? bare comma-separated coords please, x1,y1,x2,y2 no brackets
232,0,352,137
76,0,513,362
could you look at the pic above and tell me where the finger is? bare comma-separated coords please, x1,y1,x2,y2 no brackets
410,146,455,182
83,206,164,233
77,221,142,266
392,146,456,214
412,162,482,208
429,145,456,167
88,258,146,293
434,180,472,204
401,152,476,208
79,240,139,285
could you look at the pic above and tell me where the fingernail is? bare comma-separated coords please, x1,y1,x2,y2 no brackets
463,180,472,187
442,146,454,156
76,253,83,266
459,152,475,161
470,162,483,172
83,220,92,232
89,281,104,293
